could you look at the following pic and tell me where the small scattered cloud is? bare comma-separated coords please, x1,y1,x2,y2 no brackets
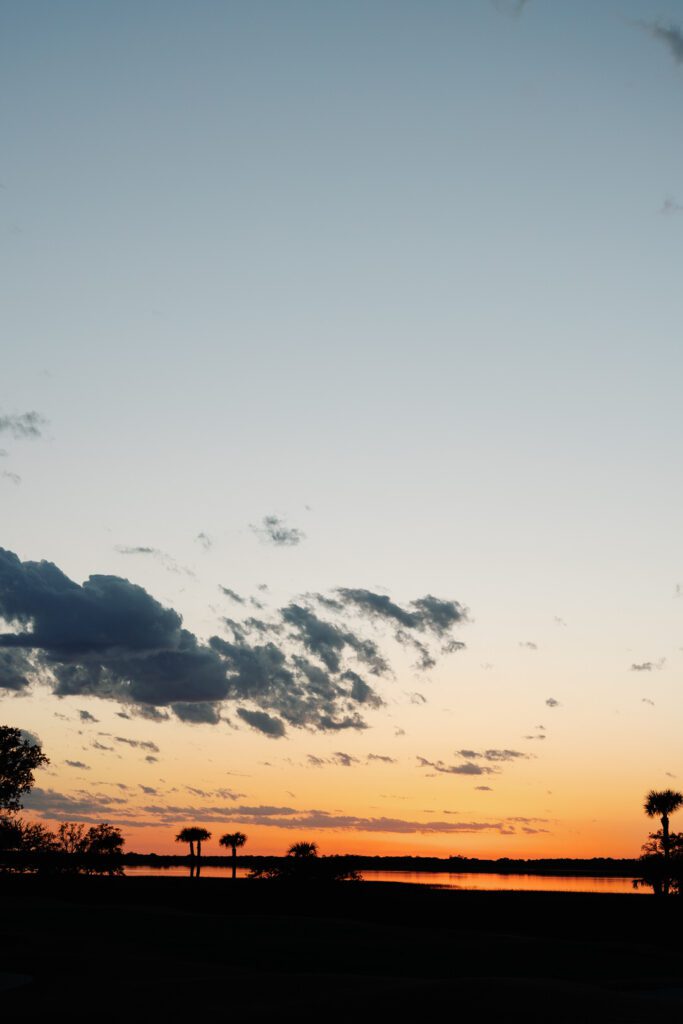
237,707,286,737
631,659,665,672
113,737,160,753
0,411,47,439
2,471,21,485
554,617,567,627
307,751,359,768
545,698,560,708
114,545,194,576
195,532,213,550
475,786,493,791
367,753,396,764
491,0,531,16
642,698,655,706
519,641,538,650
65,760,90,770
639,21,683,65
455,749,531,762
409,692,427,705
251,515,305,547
661,197,683,216
78,710,98,723
417,756,497,776
220,586,245,604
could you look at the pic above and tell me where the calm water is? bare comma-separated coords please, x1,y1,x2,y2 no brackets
123,865,645,894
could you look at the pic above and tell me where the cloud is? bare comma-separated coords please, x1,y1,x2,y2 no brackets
455,749,530,762
219,587,245,605
0,649,33,691
336,588,466,638
409,692,427,705
195,532,213,550
237,707,286,737
0,546,469,736
545,698,560,708
78,710,98,723
282,603,388,676
306,751,359,768
640,21,683,65
0,411,47,439
171,701,221,724
114,545,193,576
65,760,89,770
492,0,531,16
113,737,160,753
251,515,305,547
630,660,664,672
475,786,493,791
139,785,157,795
642,698,655,706
417,756,497,776
2,471,21,485
519,641,537,650
0,449,7,457
661,197,683,215
367,753,396,764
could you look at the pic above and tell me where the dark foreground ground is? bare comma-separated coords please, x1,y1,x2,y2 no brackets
2,877,682,1022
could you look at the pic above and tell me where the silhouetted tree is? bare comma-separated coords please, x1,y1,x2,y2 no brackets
55,821,125,874
644,789,683,894
176,826,211,874
250,842,360,882
287,841,318,858
219,831,247,879
0,725,49,811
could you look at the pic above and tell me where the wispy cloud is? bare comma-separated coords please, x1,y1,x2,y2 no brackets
251,515,305,547
0,411,47,439
630,659,664,672
114,545,194,576
417,756,497,776
639,21,683,65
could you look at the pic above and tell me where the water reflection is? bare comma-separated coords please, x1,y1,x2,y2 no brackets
123,865,643,893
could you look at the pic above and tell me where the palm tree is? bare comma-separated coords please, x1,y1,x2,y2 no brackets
644,789,683,894
175,826,212,874
287,841,318,858
219,831,247,879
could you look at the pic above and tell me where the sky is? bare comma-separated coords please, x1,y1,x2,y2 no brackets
2,0,683,859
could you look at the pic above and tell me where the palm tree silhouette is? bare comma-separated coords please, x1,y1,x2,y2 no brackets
176,826,212,875
219,831,247,879
287,841,318,858
644,789,683,894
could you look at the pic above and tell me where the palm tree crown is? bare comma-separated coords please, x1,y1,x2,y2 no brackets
176,827,212,844
287,841,318,858
219,831,247,852
644,790,683,821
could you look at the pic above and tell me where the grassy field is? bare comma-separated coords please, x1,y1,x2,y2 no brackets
2,877,682,1021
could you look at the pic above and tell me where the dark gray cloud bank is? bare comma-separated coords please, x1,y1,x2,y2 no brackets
0,547,467,738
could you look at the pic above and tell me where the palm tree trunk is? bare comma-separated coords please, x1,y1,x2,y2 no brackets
189,840,195,859
232,846,237,879
663,814,670,895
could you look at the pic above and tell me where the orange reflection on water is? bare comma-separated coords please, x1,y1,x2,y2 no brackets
123,865,646,893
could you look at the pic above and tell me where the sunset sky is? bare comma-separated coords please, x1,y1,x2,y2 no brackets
2,0,683,858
